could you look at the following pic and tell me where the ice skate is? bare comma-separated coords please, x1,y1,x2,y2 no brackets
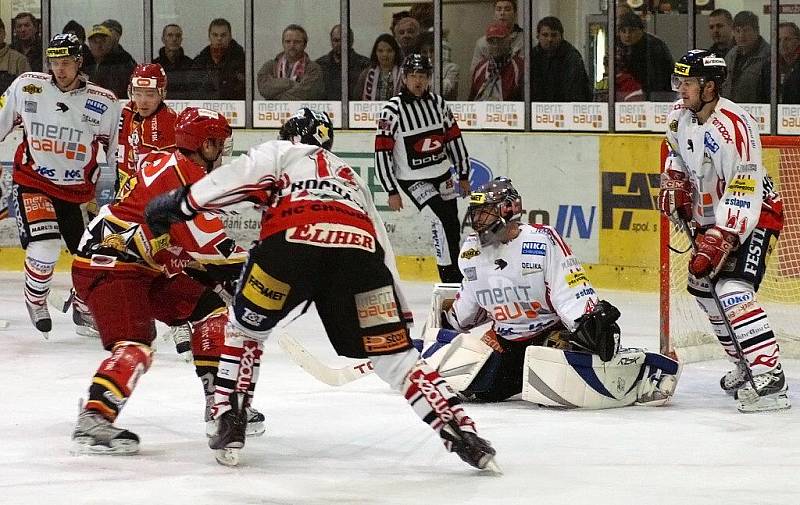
71,410,139,455
73,303,100,338
735,365,791,413
206,406,265,438
164,323,192,362
209,393,247,466
440,420,500,473
720,360,748,395
26,299,51,339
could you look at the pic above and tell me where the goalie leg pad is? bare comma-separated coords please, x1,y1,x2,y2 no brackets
417,327,495,393
522,347,679,409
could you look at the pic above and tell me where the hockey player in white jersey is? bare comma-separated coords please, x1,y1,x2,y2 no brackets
659,50,788,412
145,108,497,470
0,33,120,338
417,177,681,409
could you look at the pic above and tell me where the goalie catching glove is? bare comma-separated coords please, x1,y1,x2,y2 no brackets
658,169,692,222
568,300,621,362
688,226,737,279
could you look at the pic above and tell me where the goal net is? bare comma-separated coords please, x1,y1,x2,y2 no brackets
659,136,800,362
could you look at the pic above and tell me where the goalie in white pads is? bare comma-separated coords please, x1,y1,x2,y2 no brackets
416,177,680,409
660,50,789,412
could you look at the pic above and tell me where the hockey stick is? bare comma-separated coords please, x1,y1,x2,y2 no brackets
277,333,375,386
678,220,760,394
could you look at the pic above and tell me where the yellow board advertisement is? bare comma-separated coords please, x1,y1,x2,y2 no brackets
598,135,663,270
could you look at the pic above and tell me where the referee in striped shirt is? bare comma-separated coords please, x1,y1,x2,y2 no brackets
375,54,470,283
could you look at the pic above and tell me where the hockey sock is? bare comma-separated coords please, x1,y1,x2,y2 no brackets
401,359,478,451
192,311,227,421
85,342,153,421
212,325,263,418
23,240,60,305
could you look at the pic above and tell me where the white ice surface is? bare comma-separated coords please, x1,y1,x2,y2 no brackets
1,272,798,505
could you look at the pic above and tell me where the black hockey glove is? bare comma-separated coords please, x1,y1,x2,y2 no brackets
569,300,621,362
144,186,196,236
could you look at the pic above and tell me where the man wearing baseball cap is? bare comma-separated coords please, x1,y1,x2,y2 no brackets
85,23,136,97
469,20,523,101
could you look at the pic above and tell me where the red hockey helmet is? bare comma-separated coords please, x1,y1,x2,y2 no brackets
128,63,167,98
175,107,232,152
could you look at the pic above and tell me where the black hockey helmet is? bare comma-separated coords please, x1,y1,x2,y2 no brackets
279,107,334,150
401,53,433,76
47,33,82,59
671,49,727,91
467,177,523,245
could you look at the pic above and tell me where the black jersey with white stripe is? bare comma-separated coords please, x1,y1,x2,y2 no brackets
374,90,469,194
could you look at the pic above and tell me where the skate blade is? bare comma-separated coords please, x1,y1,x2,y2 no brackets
70,439,139,456
214,448,241,466
41,331,49,340
246,421,266,438
737,393,791,413
480,456,503,475
75,326,100,338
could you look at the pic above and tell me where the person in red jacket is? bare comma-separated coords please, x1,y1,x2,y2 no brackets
70,107,261,455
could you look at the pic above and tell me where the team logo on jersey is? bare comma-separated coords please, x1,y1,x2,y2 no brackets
85,99,108,114
463,266,477,281
521,242,546,256
494,259,507,270
460,248,480,260
22,84,42,94
403,129,447,170
565,270,589,288
728,176,756,194
355,286,399,328
704,132,719,153
81,114,100,125
687,139,694,151
669,120,678,132
55,102,69,112
24,100,37,113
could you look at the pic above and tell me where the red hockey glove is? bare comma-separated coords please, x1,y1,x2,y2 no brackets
689,226,738,279
658,170,693,221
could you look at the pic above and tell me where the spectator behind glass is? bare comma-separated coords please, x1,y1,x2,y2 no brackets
469,20,523,101
355,33,402,101
410,2,452,64
193,18,245,100
62,20,91,68
86,24,136,98
392,15,420,60
153,24,195,98
470,1,523,76
778,22,800,87
417,32,458,100
721,11,770,104
708,9,734,57
315,24,370,101
102,19,137,68
531,16,592,102
617,12,673,100
11,12,41,72
0,18,29,93
257,24,323,100
783,58,800,103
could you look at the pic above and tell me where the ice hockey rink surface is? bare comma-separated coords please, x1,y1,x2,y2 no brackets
1,272,797,505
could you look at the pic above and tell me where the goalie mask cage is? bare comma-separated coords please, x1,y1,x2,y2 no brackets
659,136,800,363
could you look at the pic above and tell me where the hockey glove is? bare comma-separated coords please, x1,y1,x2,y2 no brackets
658,170,693,222
688,226,738,279
144,186,196,237
569,300,621,362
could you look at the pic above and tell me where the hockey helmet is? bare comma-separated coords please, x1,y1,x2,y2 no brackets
129,63,168,98
401,53,433,76
46,33,82,60
279,107,334,150
467,177,523,245
671,49,727,91
175,107,232,152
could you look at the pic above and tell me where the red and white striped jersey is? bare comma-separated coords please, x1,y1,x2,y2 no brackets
664,97,783,241
0,72,120,203
447,224,598,341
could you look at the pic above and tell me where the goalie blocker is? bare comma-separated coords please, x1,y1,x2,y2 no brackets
419,284,681,408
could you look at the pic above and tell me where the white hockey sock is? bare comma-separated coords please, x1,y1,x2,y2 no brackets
212,325,262,418
23,240,60,305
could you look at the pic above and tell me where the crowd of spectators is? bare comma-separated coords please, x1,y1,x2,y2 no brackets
2,4,799,105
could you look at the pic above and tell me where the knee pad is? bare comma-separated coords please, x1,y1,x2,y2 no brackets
26,239,61,264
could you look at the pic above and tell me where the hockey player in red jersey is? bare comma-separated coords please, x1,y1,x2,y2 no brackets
145,108,498,471
70,107,263,455
117,63,178,183
0,33,120,338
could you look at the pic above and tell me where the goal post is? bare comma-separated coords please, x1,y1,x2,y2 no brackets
659,136,800,362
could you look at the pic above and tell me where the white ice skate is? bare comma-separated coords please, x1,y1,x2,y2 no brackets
26,299,51,339
71,410,139,455
735,365,791,413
